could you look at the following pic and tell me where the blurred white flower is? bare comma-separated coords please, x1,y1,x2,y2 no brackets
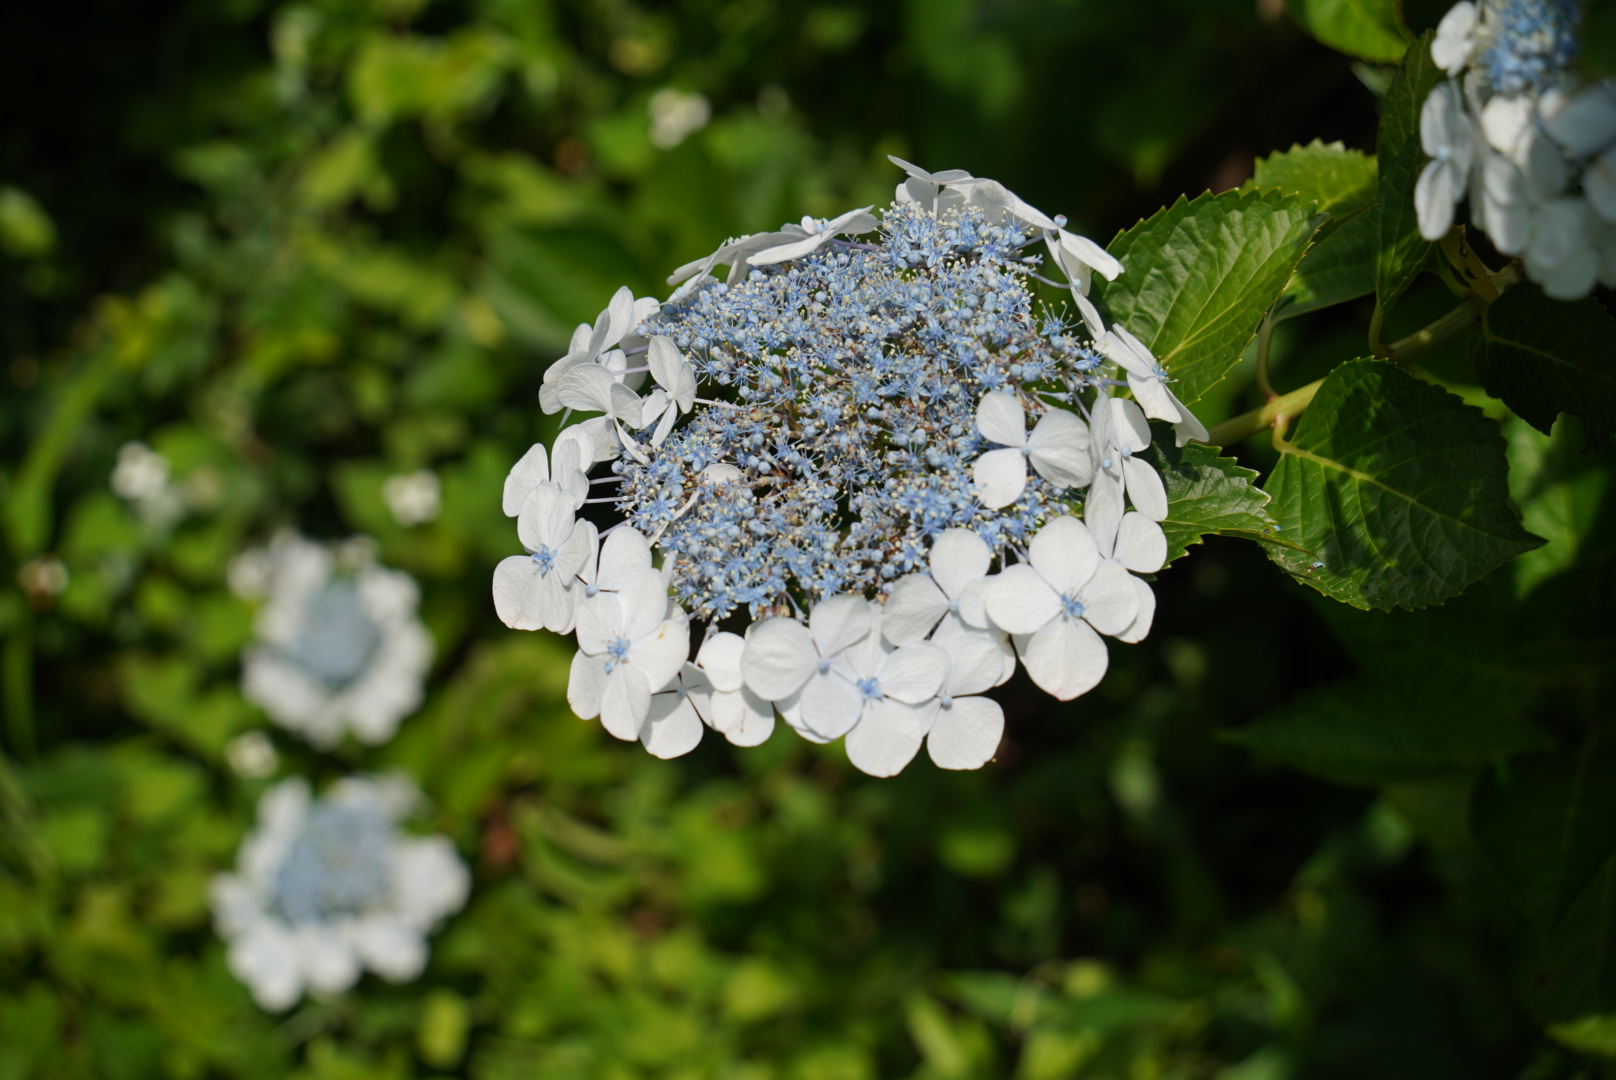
209,775,469,1012
649,88,711,149
16,555,69,609
382,470,441,527
110,440,185,524
240,531,434,749
225,730,280,779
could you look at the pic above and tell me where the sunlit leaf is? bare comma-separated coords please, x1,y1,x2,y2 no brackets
1286,0,1411,62
1141,436,1282,564
1374,32,1443,317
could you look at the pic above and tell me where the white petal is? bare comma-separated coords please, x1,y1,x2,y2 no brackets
809,594,872,657
1111,397,1151,453
537,570,581,634
1058,230,1122,281
975,391,1027,447
1027,515,1100,594
929,529,991,599
926,696,1004,771
574,591,623,656
600,666,652,741
641,693,704,759
1169,392,1209,446
1078,559,1141,637
844,699,929,778
1020,618,1109,701
567,650,608,719
516,484,573,553
555,518,598,582
1115,577,1157,644
1540,81,1616,157
695,631,747,693
1097,328,1154,378
1129,373,1184,424
955,577,993,629
973,447,1028,509
1415,160,1459,241
392,836,470,926
798,671,864,741
594,526,653,592
933,622,1007,697
881,574,950,646
878,642,948,704
1431,2,1476,73
1114,512,1168,573
1074,291,1106,337
618,569,672,642
1121,457,1168,521
985,564,1060,636
294,924,362,996
694,685,775,746
349,914,427,983
741,618,819,700
492,555,547,631
229,922,304,1011
604,286,637,347
1481,94,1532,155
627,619,691,693
556,363,616,415
502,444,549,517
1585,147,1616,223
1027,409,1094,489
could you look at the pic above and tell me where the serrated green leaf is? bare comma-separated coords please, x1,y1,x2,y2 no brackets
1229,672,1548,786
1286,0,1411,62
1141,435,1280,564
1279,210,1378,319
1472,743,1616,929
1099,190,1323,404
1472,285,1616,452
1374,32,1442,316
1262,358,1543,609
1248,140,1378,212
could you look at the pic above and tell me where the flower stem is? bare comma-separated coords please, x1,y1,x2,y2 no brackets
1255,310,1277,399
1207,378,1325,445
1383,298,1482,364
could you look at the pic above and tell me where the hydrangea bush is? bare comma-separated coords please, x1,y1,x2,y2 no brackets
493,161,1205,776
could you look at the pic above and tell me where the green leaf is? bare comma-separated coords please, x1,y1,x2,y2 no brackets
1374,32,1443,317
1140,435,1281,564
1472,285,1616,452
1248,140,1378,212
1262,358,1543,609
1585,0,1616,79
1229,673,1548,786
1245,141,1379,319
1099,189,1323,404
1286,0,1411,62
1472,742,1616,928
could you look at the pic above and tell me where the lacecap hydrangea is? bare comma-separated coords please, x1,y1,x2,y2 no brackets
1419,0,1616,297
494,159,1207,777
209,775,470,1011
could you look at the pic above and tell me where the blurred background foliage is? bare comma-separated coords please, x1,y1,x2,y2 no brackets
2,0,1614,1077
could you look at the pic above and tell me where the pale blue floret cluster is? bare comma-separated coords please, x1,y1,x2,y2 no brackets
271,801,395,925
277,580,382,691
1477,0,1581,96
615,201,1105,622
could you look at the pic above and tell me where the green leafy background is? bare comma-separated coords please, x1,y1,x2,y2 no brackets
3,1,1615,1078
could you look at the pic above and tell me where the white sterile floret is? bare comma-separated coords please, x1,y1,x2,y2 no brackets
1432,1,1479,74
690,631,775,747
889,155,975,214
640,664,709,759
493,485,598,634
986,516,1140,701
881,527,999,645
972,391,1093,509
110,440,170,502
578,524,657,600
1097,328,1210,446
540,286,659,413
741,595,874,738
502,434,590,517
746,206,879,266
209,775,469,1012
1090,394,1168,521
638,336,698,446
568,569,691,742
241,532,433,749
1522,196,1603,299
1538,80,1616,158
1416,82,1480,240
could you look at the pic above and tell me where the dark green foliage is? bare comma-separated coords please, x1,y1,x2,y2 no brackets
1473,286,1616,451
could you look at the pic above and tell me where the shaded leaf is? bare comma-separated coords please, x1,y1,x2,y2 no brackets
1246,141,1380,320
1263,358,1543,609
1472,744,1616,929
1230,673,1548,786
1374,32,1442,317
1140,435,1281,564
1286,0,1411,62
1473,285,1616,452
1100,190,1322,404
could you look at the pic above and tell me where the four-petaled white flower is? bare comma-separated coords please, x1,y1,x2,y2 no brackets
242,532,434,749
746,206,880,266
881,528,998,645
741,595,876,741
493,485,598,634
690,631,776,747
889,155,975,215
568,569,690,742
637,336,698,446
209,776,469,1013
1097,328,1209,447
986,516,1140,701
540,286,659,414
917,616,1009,772
502,432,590,517
972,392,1094,509
1090,394,1168,521
828,612,951,777
1416,81,1480,240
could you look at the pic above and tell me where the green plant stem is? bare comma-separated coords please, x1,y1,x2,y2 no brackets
1383,298,1482,364
1255,311,1277,399
1207,379,1324,446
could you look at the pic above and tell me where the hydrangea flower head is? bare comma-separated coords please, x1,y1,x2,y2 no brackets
1419,0,1616,298
237,530,434,749
495,161,1203,776
209,775,469,1012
